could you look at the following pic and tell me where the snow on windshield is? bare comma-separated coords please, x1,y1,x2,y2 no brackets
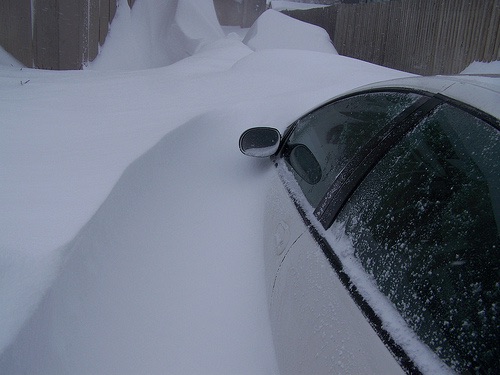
0,0,412,373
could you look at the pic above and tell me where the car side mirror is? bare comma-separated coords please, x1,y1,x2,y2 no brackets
239,127,281,157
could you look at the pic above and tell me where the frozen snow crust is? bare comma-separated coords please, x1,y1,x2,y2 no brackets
0,0,413,373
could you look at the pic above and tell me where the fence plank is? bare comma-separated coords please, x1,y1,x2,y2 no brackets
0,0,32,67
110,0,117,21
88,0,100,62
100,0,111,46
34,0,60,69
483,0,500,61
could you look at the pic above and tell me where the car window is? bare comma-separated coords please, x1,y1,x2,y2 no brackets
335,103,500,372
283,92,421,208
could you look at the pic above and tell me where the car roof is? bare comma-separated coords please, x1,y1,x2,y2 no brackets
358,74,500,119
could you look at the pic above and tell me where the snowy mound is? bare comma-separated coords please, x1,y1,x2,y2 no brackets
0,46,23,68
163,0,225,64
461,60,500,75
243,10,337,54
90,0,224,70
0,112,279,374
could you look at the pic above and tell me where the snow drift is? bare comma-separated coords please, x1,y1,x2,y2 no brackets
243,9,337,54
90,0,224,70
0,0,413,373
0,112,279,374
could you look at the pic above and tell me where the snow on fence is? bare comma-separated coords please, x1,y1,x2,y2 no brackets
282,0,500,75
0,0,117,70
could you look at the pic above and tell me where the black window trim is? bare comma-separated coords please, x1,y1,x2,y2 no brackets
317,92,500,229
277,88,436,152
318,96,442,228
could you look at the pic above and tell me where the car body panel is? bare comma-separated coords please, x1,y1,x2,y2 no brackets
270,225,406,375
254,75,500,374
263,170,308,302
263,166,406,374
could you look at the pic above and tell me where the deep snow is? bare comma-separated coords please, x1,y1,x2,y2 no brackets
0,0,421,373
243,8,337,53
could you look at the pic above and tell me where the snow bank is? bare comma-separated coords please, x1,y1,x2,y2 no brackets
92,2,338,70
163,0,225,63
0,46,23,68
243,10,337,54
0,46,410,372
0,37,254,359
461,60,500,75
90,0,224,70
89,0,175,70
0,112,279,374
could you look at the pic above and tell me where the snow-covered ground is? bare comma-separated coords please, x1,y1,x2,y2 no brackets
0,0,421,373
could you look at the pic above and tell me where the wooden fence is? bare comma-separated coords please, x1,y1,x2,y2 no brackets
2,0,498,72
0,0,117,70
282,0,500,75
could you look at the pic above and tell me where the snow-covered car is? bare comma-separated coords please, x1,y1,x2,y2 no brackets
239,75,500,374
